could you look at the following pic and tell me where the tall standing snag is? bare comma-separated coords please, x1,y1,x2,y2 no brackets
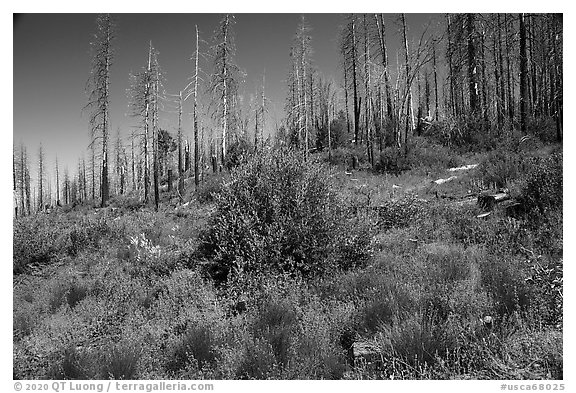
86,14,115,208
210,14,241,169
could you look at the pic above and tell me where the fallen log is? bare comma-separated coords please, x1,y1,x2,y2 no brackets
432,175,458,185
477,192,510,211
448,164,478,172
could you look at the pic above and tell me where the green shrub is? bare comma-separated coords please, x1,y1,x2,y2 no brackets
196,173,228,204
68,217,123,256
225,138,254,170
166,323,217,372
48,278,88,313
374,195,427,231
108,193,146,211
100,340,141,379
426,116,495,151
48,344,98,380
13,301,38,341
378,313,459,367
13,215,66,274
236,338,277,379
374,147,410,175
479,255,530,318
476,149,524,189
199,147,362,282
519,152,562,217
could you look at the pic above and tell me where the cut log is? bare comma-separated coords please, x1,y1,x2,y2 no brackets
351,341,382,367
448,164,478,172
433,175,457,185
477,192,510,211
477,212,491,219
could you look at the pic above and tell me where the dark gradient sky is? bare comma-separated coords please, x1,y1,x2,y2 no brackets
14,13,441,192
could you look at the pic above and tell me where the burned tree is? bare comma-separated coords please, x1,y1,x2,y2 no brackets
85,14,115,208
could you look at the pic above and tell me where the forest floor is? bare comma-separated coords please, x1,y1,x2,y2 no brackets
13,136,563,380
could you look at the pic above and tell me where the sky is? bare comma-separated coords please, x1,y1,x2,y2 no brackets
13,13,442,194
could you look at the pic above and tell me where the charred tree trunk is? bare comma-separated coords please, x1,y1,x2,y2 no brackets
467,13,479,116
519,13,528,133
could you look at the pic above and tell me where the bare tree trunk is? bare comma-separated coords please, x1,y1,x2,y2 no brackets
528,14,538,118
401,14,413,157
433,41,439,120
446,14,456,117
20,145,26,215
302,28,309,160
551,14,562,142
55,156,60,205
342,54,351,137
519,13,528,133
467,13,479,116
143,43,152,203
153,62,160,211
375,14,395,144
505,14,514,127
13,149,17,218
351,17,360,146
178,91,184,203
221,15,229,168
38,144,44,210
363,14,373,167
193,25,200,187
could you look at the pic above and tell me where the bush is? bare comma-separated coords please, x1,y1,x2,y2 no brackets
374,147,410,175
519,152,562,217
225,138,254,171
426,116,495,151
479,255,530,318
68,218,118,256
100,340,141,379
476,149,526,189
374,194,427,231
200,147,363,282
166,323,217,373
48,344,98,380
196,173,228,204
13,215,66,274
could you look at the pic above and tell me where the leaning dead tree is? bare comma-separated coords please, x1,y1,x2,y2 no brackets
85,14,115,208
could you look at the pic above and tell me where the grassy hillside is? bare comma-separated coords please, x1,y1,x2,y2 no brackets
13,136,562,380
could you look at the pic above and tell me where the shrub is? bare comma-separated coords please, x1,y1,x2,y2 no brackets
100,340,141,379
519,152,562,217
199,147,357,282
374,194,427,231
408,137,464,170
225,138,254,170
479,255,530,318
108,194,146,211
13,215,66,274
48,344,98,380
374,147,410,175
48,278,88,313
253,298,299,367
426,116,495,151
324,146,369,169
68,217,123,256
236,338,277,379
196,173,228,204
13,301,38,341
476,149,525,189
166,323,217,373
379,313,459,366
